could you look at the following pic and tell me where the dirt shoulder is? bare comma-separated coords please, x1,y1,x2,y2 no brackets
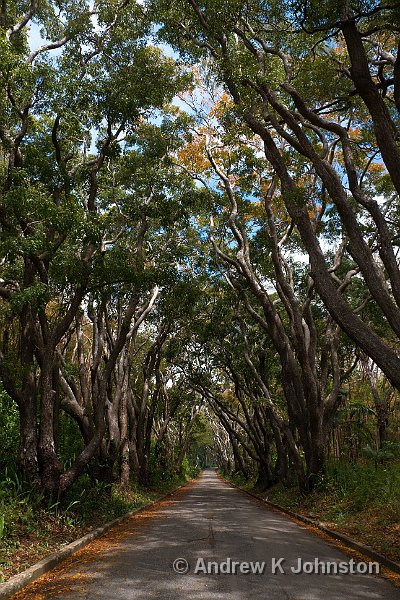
0,479,188,583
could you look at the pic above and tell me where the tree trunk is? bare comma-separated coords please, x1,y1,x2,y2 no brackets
38,354,62,496
120,438,130,488
18,394,39,485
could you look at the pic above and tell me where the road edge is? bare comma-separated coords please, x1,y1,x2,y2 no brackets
222,475,400,577
0,479,193,600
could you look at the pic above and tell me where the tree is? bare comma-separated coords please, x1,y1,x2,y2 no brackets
0,0,191,495
173,81,354,487
153,0,400,392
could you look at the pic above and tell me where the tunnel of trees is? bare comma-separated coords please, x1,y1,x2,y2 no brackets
0,0,399,524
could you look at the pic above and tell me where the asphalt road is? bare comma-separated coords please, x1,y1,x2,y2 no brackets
15,470,399,599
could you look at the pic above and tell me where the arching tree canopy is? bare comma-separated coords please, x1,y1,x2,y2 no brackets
0,0,399,509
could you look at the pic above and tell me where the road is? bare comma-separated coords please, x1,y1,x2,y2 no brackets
14,470,399,599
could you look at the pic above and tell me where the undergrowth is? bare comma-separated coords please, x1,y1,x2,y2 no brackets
263,460,400,562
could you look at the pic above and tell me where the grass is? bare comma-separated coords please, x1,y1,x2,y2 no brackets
0,471,193,583
255,460,400,563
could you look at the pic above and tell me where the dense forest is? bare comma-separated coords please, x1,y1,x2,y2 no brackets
0,0,400,577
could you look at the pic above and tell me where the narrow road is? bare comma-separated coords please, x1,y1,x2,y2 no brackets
15,470,399,599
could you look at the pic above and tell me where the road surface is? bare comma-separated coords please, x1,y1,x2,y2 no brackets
14,470,399,599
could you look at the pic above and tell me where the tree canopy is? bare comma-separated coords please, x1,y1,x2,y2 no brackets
0,0,399,497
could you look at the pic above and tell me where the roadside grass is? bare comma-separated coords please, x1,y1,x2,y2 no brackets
260,460,400,563
0,471,193,583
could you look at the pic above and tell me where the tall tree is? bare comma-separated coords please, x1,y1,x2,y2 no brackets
153,0,400,391
0,0,191,494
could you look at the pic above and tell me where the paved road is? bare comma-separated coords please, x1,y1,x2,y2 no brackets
15,470,399,599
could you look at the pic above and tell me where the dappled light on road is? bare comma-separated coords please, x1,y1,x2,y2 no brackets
13,471,399,600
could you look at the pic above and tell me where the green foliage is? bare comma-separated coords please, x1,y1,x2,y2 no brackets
186,413,216,468
291,0,389,31
319,460,400,508
361,442,400,468
267,459,400,540
0,391,19,473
